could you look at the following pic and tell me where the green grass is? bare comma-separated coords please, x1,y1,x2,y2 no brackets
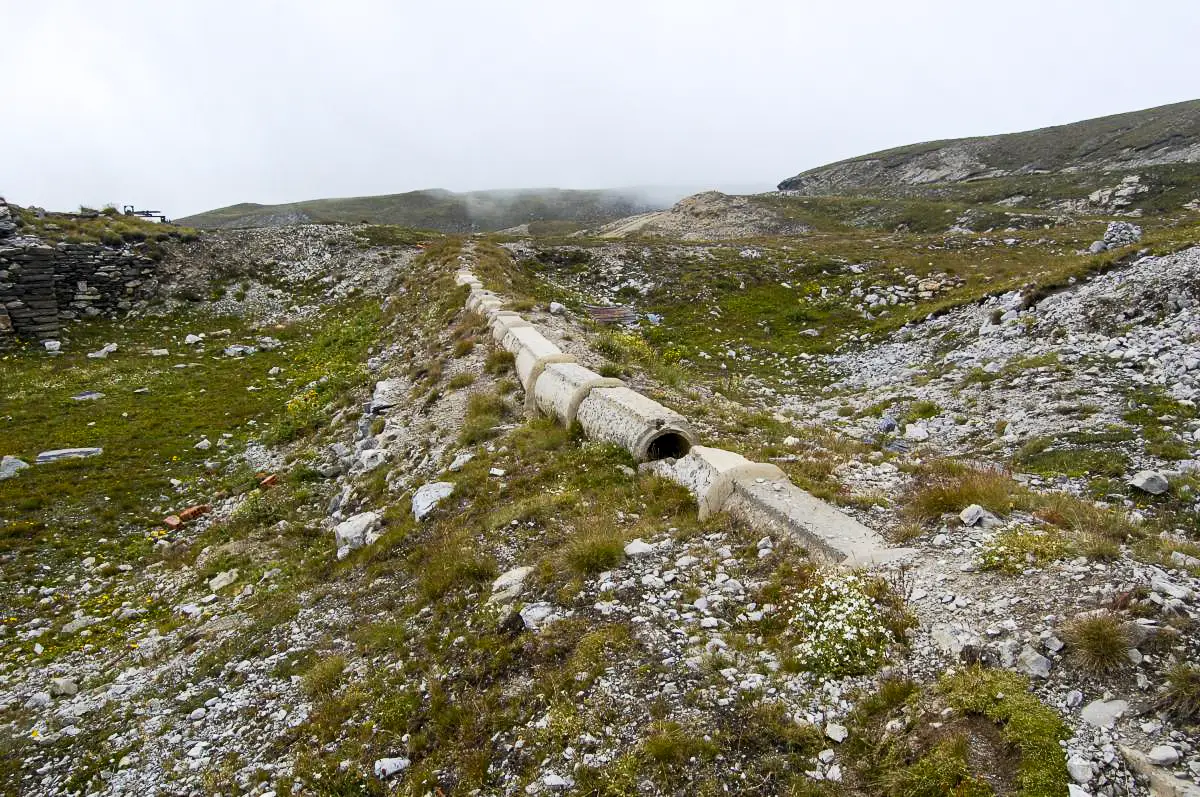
1013,438,1129,478
941,667,1070,797
903,460,1021,524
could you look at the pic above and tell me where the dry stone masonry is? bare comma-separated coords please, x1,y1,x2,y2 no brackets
0,199,160,345
454,266,908,566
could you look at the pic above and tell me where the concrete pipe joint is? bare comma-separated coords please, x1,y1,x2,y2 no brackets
532,362,623,427
575,386,696,462
490,312,531,344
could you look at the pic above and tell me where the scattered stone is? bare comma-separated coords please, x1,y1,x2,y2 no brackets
1067,755,1094,784
194,438,212,451
624,539,654,557
0,455,29,480
825,723,848,743
1148,745,1181,766
490,566,533,605
43,340,61,353
86,343,118,359
373,757,411,779
208,569,239,592
334,511,381,558
958,504,998,526
36,448,102,464
543,772,573,790
1015,645,1051,678
71,391,105,401
412,482,454,521
904,423,930,441
1081,699,1128,728
370,379,404,414
49,677,78,697
520,602,559,630
1128,470,1169,495
548,302,567,315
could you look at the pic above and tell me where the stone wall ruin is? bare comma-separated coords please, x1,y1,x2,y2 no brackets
0,200,160,345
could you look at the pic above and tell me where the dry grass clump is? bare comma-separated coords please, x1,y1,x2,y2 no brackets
903,459,1020,524
1034,493,1139,543
1158,664,1200,721
1062,613,1130,676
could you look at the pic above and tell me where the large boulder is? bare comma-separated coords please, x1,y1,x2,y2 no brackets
412,482,454,521
333,511,381,559
0,455,30,480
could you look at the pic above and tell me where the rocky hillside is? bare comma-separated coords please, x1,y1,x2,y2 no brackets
4,108,1200,796
778,99,1200,204
176,188,664,233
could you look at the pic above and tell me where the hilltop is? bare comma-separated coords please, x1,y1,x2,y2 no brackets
778,98,1200,207
175,187,668,233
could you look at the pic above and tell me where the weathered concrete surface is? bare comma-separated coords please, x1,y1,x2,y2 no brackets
576,386,695,462
490,311,532,344
724,475,909,566
466,289,503,315
498,325,575,393
454,270,482,288
645,446,783,520
532,361,623,427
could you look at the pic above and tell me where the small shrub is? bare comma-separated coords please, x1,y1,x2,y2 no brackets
447,373,475,390
642,721,716,766
1063,613,1130,676
780,572,899,677
883,735,993,797
563,530,625,575
302,654,347,698
977,526,1072,573
485,349,514,375
941,667,1069,797
1158,664,1200,720
908,400,941,420
904,460,1019,524
598,362,623,378
452,338,475,358
459,391,507,445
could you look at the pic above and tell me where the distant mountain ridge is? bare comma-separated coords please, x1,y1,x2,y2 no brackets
176,188,668,232
778,99,1200,196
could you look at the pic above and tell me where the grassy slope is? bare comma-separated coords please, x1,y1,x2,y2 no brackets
779,97,1200,192
176,188,659,233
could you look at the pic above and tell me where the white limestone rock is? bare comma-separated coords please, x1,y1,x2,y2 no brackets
412,482,454,521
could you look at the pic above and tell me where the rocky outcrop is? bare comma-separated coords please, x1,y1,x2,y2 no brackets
778,98,1200,195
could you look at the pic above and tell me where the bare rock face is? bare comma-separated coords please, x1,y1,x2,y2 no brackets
0,199,16,238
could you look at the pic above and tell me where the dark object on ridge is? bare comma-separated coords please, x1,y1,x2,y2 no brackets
584,305,638,326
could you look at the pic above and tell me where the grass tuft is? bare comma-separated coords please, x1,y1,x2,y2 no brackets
904,460,1019,524
1158,664,1200,721
1063,613,1130,676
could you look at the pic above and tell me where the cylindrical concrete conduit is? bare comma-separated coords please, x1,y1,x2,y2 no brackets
576,386,696,462
532,362,624,427
490,311,531,344
455,269,905,566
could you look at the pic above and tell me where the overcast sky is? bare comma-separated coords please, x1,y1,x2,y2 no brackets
3,1,1198,217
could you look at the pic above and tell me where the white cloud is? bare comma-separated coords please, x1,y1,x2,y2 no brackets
2,0,1196,216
